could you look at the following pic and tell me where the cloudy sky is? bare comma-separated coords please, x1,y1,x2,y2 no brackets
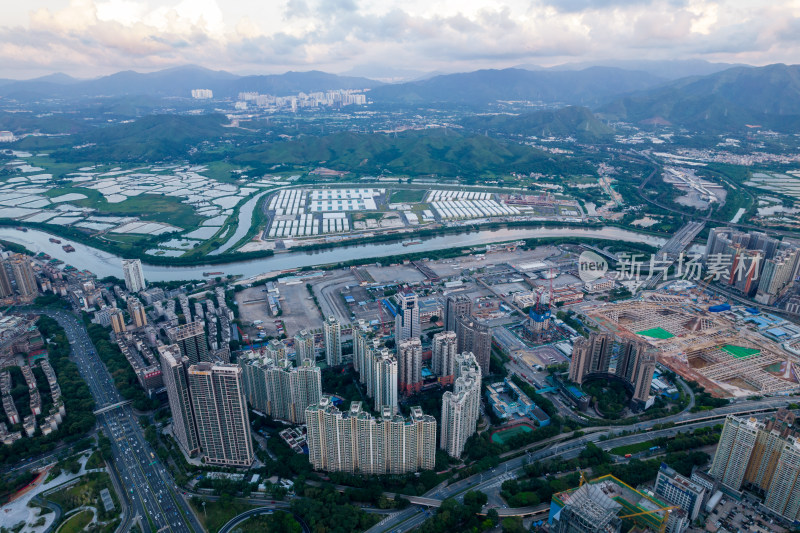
1,0,799,79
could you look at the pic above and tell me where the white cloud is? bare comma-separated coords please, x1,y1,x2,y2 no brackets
1,0,799,78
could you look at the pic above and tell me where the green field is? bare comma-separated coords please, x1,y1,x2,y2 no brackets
57,509,93,533
82,194,203,229
636,327,674,340
610,440,659,456
722,345,760,359
190,499,258,533
390,189,428,203
491,424,533,444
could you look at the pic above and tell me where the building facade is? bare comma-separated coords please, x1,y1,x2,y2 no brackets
294,329,315,365
187,362,253,467
323,316,342,366
398,338,422,395
372,348,398,414
455,315,492,376
431,331,458,384
238,351,322,424
127,297,148,328
440,352,482,459
654,464,705,521
167,321,208,366
444,294,472,332
122,258,146,293
7,254,37,297
394,291,420,342
159,344,200,456
569,331,655,405
305,397,436,475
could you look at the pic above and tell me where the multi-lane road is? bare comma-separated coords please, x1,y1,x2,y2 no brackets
368,397,796,533
41,309,203,533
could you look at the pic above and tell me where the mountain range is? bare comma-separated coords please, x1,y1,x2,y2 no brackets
0,65,381,100
2,62,800,134
598,63,800,132
367,67,664,107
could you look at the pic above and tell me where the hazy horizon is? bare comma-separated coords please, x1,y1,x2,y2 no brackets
2,0,799,79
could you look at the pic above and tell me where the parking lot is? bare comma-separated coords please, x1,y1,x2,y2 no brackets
237,283,323,338
699,496,788,533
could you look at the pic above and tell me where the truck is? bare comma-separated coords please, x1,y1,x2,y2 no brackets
624,453,632,458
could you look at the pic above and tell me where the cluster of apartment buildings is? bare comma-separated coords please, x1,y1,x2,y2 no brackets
709,410,800,522
306,290,493,467
706,227,800,305
568,330,657,409
236,89,367,112
0,359,66,445
306,397,436,475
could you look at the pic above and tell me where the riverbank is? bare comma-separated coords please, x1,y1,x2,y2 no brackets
0,225,668,282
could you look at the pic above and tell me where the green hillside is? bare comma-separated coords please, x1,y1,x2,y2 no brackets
44,114,244,162
234,129,595,178
600,64,800,132
461,106,615,142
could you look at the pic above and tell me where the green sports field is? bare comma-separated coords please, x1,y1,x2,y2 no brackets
491,424,533,444
636,327,675,339
722,345,760,359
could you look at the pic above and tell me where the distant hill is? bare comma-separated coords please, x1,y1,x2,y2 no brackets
39,114,243,162
461,106,615,142
234,129,594,177
0,65,382,100
518,59,743,81
368,67,664,107
0,112,90,135
599,63,800,132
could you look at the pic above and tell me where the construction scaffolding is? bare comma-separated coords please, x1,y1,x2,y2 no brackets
586,293,800,398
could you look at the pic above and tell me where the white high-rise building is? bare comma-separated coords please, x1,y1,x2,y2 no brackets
238,351,321,424
294,330,315,365
394,291,420,342
363,339,383,397
352,320,371,376
440,352,482,459
265,338,287,364
305,397,435,475
372,348,398,414
710,414,760,491
323,316,342,366
187,362,253,467
122,259,146,293
431,331,458,380
398,338,422,395
191,89,213,99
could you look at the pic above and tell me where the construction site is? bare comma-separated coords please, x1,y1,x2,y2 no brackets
585,291,800,398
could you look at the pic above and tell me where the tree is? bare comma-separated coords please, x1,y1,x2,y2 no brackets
487,508,500,526
502,516,526,533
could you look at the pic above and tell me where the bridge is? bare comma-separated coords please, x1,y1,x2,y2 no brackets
580,244,620,262
642,220,706,289
93,400,133,415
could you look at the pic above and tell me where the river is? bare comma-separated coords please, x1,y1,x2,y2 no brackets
208,190,271,256
0,226,667,282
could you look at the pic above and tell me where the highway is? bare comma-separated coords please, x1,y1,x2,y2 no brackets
367,398,796,533
40,309,203,533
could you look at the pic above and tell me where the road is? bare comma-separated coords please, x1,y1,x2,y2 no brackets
218,507,311,533
367,398,795,533
39,309,203,533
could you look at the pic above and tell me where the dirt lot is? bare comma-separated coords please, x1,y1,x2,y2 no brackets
238,283,324,337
